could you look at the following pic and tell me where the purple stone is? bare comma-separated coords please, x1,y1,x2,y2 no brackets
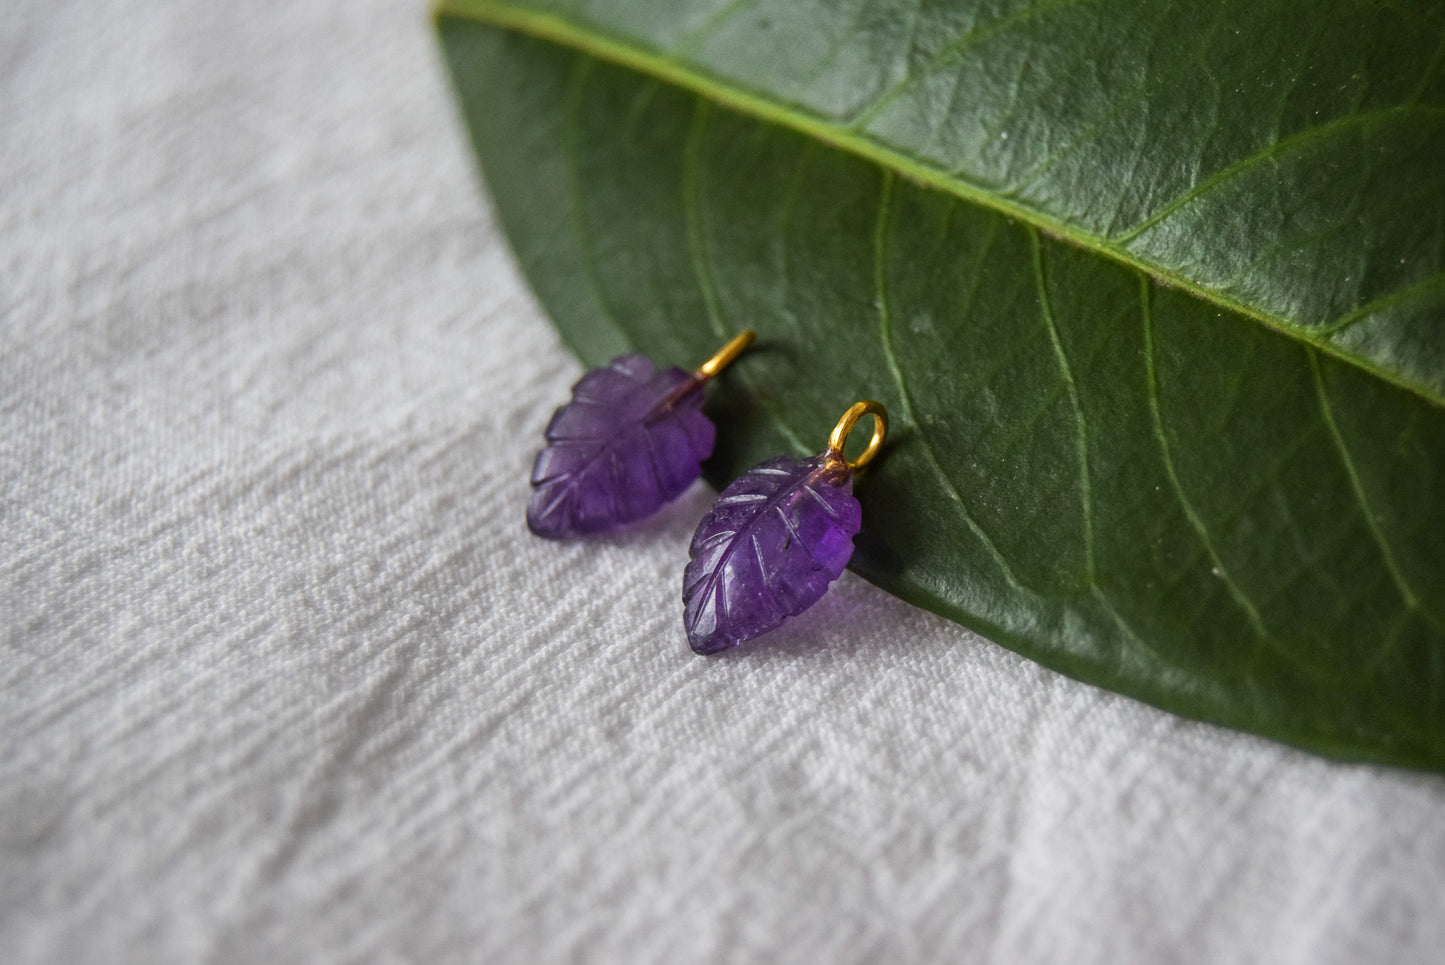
682,454,862,654
528,354,716,538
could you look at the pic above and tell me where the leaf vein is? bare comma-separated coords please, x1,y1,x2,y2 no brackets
1116,104,1445,245
1318,271,1445,337
560,56,636,346
847,0,1104,131
1028,226,1094,584
874,170,1029,591
682,97,810,455
676,0,759,57
1140,275,1270,640
1309,351,1436,634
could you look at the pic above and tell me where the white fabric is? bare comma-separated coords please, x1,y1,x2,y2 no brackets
3,3,1443,963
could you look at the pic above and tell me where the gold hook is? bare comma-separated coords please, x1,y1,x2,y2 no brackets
694,330,756,382
826,400,888,473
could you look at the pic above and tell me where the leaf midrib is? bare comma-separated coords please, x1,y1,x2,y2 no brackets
437,0,1443,409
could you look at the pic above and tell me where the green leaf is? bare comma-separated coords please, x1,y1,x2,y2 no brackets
436,2,1445,770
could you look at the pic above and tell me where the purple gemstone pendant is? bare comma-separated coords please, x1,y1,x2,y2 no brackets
527,331,754,538
682,400,888,654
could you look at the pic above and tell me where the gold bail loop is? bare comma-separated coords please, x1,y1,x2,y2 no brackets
827,400,888,473
694,330,756,381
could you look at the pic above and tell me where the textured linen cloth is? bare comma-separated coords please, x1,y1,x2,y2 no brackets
3,3,1444,963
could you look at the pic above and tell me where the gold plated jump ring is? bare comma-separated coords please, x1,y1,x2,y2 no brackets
827,400,888,473
694,330,756,381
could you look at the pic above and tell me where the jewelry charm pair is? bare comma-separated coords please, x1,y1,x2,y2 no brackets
527,331,887,655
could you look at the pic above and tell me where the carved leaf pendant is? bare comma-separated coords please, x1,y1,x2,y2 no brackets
682,455,862,654
528,354,715,538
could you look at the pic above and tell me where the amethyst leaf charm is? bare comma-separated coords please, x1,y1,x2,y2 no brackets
527,331,754,538
682,401,888,654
